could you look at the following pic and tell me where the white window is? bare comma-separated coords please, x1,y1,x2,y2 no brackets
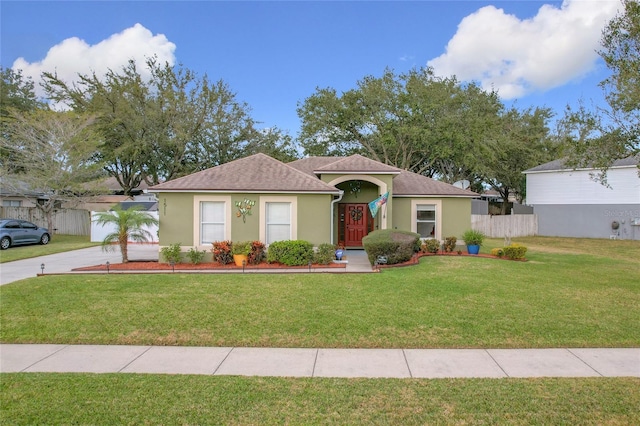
200,201,225,244
2,200,21,207
416,204,436,239
266,202,291,244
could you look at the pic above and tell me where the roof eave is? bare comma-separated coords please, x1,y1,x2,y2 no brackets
393,194,478,198
148,189,341,195
314,170,401,175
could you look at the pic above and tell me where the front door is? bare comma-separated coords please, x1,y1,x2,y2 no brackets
342,203,371,247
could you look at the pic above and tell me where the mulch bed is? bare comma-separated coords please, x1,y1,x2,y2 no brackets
73,260,346,272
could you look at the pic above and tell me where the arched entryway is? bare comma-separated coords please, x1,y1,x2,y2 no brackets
328,175,389,247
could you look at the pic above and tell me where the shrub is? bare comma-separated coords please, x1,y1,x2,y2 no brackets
443,236,457,253
160,243,182,264
267,240,314,266
462,229,486,246
421,239,441,254
490,247,505,257
187,247,205,264
248,241,266,265
314,243,337,265
212,240,233,265
362,229,421,265
231,241,252,256
503,243,527,260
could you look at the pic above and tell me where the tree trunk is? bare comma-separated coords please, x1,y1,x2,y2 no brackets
119,236,129,263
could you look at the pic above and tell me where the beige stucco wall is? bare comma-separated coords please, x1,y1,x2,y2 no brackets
157,192,334,250
158,193,195,246
392,197,472,240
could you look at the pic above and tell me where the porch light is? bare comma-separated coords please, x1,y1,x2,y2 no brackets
170,261,175,272
40,263,45,275
106,261,110,274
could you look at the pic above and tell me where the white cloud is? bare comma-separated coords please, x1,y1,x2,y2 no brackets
427,0,621,99
12,23,176,99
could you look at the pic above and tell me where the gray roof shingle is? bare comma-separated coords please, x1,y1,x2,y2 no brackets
524,155,640,173
149,153,340,193
314,154,402,174
392,171,478,197
150,153,477,197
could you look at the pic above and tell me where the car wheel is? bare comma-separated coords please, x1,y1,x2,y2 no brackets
40,233,50,245
0,236,11,250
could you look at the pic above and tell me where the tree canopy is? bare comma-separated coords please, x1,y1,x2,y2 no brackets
298,67,557,201
563,0,639,173
42,58,296,195
0,108,101,231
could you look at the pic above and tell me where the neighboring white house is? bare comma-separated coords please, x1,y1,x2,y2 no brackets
523,156,640,240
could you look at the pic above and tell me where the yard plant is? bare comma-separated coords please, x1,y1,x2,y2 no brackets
92,205,158,263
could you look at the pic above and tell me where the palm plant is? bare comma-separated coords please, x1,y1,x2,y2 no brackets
92,205,158,263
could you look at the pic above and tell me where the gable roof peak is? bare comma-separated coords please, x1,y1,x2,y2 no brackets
314,154,401,174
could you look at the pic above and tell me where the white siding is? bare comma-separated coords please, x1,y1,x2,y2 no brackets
526,166,640,205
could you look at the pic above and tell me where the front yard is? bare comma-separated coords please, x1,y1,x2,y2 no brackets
1,238,639,348
1,237,638,424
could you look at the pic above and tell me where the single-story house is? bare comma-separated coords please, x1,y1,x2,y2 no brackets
523,156,640,240
148,153,477,256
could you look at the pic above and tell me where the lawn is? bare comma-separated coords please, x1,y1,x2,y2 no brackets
0,234,99,263
1,237,639,424
2,374,638,425
1,237,638,348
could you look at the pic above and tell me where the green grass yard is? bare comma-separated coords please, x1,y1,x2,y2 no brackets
1,238,638,348
2,374,638,425
1,237,638,424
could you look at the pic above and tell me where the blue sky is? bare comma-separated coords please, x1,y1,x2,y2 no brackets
1,0,621,136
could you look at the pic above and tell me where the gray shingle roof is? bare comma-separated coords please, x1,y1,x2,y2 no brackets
287,157,341,177
314,154,402,174
149,153,340,193
392,171,478,197
524,155,640,173
150,153,477,197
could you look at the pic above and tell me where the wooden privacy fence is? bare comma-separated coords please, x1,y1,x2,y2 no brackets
0,207,90,236
471,214,538,238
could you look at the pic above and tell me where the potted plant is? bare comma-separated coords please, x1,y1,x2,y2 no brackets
231,241,252,266
461,229,485,255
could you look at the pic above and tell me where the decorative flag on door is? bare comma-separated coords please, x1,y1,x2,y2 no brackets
368,192,389,218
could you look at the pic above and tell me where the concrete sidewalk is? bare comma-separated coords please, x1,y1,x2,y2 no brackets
1,344,638,378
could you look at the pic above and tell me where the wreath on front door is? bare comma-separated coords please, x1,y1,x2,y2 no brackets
350,208,363,222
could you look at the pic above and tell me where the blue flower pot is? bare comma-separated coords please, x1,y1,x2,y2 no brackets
335,249,344,260
467,245,480,255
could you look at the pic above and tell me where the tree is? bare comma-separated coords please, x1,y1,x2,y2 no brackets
42,58,298,193
297,67,502,184
563,0,639,172
1,68,45,174
92,205,158,263
0,108,100,231
480,107,557,212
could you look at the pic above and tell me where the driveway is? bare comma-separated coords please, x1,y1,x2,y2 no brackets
0,245,158,286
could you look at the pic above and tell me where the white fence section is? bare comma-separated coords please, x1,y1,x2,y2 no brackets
0,207,90,235
90,211,159,243
472,214,538,238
